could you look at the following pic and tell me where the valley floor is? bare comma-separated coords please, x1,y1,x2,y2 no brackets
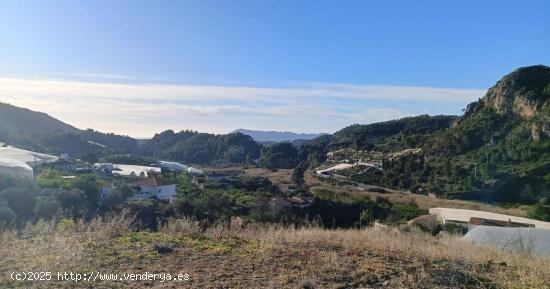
243,168,530,218
1,216,549,289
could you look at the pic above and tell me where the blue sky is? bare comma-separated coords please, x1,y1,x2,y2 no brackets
0,0,548,137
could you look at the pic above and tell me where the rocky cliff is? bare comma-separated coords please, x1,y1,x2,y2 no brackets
464,65,550,118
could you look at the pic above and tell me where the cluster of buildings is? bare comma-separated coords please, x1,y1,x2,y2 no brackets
95,161,206,203
43,154,202,204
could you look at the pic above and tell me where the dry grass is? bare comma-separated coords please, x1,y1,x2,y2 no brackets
0,216,549,289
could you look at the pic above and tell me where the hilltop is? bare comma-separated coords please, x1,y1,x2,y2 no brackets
141,130,261,165
0,102,78,149
0,102,139,156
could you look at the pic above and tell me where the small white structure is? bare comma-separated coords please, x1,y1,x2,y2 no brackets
131,175,177,202
187,167,203,175
429,207,550,230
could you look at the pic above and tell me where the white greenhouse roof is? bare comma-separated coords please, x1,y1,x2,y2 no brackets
429,207,550,230
0,146,58,178
152,161,189,172
112,164,161,177
463,226,550,256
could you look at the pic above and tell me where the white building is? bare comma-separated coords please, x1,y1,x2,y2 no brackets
131,175,177,202
187,167,203,175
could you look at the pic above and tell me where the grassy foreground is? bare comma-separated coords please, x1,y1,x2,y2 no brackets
1,216,549,289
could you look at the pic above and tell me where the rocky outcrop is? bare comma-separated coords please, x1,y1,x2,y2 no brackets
483,66,550,117
408,214,441,235
462,65,550,121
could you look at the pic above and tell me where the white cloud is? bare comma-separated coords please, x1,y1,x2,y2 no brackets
0,76,485,137
52,72,135,80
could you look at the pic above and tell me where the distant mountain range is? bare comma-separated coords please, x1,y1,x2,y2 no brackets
232,129,326,143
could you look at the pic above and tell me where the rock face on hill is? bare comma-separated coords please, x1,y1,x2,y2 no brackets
484,66,550,116
458,65,550,143
464,65,550,119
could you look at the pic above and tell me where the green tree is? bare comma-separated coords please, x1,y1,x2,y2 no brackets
102,184,134,210
0,187,37,220
0,203,17,224
72,175,101,212
34,197,61,219
260,143,298,169
292,163,306,188
527,203,550,222
54,189,88,218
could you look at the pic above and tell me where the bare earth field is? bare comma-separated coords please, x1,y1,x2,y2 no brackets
1,216,548,289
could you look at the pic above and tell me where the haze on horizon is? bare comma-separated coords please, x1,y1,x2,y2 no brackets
0,0,548,137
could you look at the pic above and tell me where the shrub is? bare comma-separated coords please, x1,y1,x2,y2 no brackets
34,197,61,220
0,204,16,224
527,203,550,221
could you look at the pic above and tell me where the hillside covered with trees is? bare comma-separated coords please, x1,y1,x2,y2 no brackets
296,65,550,209
0,103,139,157
141,130,261,166
0,102,78,150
